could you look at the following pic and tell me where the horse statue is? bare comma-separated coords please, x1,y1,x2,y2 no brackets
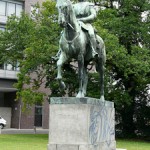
56,0,106,101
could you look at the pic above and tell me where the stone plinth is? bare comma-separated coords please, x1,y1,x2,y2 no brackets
48,97,116,150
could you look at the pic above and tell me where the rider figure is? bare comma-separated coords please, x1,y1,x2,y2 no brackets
73,0,98,57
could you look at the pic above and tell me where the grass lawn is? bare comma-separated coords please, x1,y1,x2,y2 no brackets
0,134,150,150
117,139,150,150
0,134,48,150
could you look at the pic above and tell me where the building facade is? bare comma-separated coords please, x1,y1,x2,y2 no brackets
0,0,49,129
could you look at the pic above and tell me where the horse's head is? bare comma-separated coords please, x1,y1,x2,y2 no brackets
56,0,72,27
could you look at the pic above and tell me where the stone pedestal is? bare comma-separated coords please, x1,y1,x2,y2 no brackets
47,97,116,150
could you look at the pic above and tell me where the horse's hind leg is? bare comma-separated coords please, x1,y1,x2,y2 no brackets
76,53,85,98
96,56,105,102
96,35,106,101
83,63,88,95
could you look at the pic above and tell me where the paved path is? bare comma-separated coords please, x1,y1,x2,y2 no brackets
0,128,49,134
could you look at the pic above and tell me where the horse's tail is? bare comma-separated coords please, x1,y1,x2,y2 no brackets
95,35,105,101
96,35,106,63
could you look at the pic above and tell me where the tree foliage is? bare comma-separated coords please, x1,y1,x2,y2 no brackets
92,0,150,137
0,1,61,108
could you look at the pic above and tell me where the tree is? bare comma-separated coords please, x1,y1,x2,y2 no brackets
94,0,150,137
0,1,61,109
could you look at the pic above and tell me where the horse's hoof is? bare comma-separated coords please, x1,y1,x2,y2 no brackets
60,81,66,89
56,76,62,80
100,96,105,102
76,92,85,98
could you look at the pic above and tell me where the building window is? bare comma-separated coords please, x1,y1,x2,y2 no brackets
0,0,23,17
0,62,20,71
34,105,43,127
0,1,6,16
0,26,5,31
30,5,39,19
7,2,16,16
0,64,4,69
16,4,23,16
4,62,20,71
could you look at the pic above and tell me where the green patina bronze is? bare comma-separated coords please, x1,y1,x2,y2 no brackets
55,0,106,101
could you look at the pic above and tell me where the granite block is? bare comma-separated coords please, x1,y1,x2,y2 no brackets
48,97,116,150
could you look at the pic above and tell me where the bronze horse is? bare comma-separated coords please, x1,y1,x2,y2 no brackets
56,0,106,101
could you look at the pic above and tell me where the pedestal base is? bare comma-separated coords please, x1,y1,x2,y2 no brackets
48,97,116,150
47,142,116,150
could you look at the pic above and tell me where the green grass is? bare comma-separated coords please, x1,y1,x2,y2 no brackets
0,134,48,150
117,139,150,150
0,135,150,150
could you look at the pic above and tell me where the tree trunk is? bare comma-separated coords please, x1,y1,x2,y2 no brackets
121,102,136,137
121,77,136,137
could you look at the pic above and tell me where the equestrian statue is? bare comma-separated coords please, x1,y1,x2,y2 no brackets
55,0,106,101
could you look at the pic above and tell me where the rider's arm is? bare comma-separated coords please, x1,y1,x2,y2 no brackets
79,5,97,23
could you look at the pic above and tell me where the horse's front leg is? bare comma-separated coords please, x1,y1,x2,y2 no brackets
76,53,85,98
57,52,67,89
